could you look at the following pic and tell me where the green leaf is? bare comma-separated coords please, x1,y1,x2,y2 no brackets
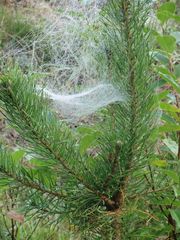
159,124,180,132
163,138,178,156
150,159,167,167
79,134,97,155
157,90,170,101
157,66,173,76
159,2,176,13
171,31,180,44
172,14,180,22
77,127,102,154
161,112,176,124
157,11,173,23
162,169,179,184
77,126,95,135
157,2,176,23
151,51,169,64
157,35,176,53
157,67,180,93
169,209,180,230
163,76,180,94
160,102,180,113
12,150,25,162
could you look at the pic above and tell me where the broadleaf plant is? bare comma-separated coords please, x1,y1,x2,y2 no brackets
145,1,180,239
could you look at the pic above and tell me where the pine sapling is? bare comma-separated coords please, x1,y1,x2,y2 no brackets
0,0,158,239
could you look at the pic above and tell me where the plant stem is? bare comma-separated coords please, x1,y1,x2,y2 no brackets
109,1,138,237
112,217,121,240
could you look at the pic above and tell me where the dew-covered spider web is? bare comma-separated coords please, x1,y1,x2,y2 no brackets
0,1,127,122
5,1,162,122
0,0,158,122
41,83,126,121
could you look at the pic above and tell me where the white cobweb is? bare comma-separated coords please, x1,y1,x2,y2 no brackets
1,1,126,122
40,83,126,121
0,1,158,122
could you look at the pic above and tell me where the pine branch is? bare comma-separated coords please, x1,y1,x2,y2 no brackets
0,68,114,206
102,141,121,190
0,148,65,198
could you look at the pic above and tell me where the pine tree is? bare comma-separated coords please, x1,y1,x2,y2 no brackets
0,0,158,239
